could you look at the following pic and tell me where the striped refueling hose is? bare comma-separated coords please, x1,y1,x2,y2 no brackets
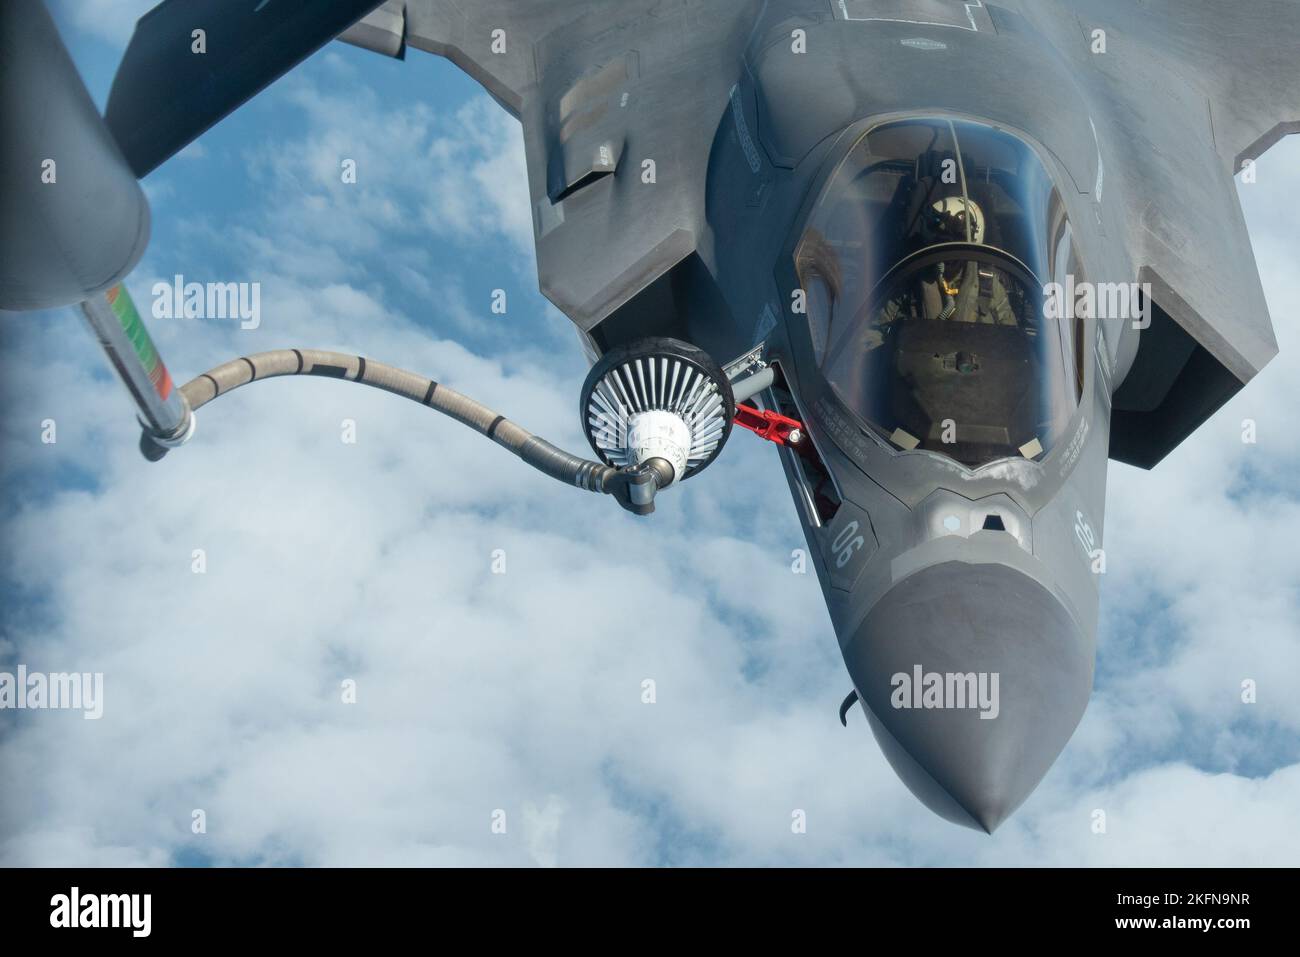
148,348,665,512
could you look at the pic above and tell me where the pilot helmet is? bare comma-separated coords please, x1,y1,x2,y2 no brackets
923,195,986,245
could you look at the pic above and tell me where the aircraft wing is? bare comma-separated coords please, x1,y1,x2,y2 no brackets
345,0,762,335
1088,0,1300,171
1068,0,1298,465
105,0,391,177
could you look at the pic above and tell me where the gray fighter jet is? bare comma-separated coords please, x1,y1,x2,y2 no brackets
3,0,1297,833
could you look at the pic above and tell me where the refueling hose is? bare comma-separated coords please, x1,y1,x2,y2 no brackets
144,349,670,514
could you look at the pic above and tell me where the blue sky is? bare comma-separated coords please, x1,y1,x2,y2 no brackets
0,2,1297,866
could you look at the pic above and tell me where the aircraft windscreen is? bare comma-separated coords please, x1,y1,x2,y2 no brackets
794,118,1086,468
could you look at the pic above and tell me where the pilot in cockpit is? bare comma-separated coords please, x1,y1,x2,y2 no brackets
876,195,1017,331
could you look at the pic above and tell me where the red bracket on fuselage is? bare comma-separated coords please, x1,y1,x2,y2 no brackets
733,403,805,448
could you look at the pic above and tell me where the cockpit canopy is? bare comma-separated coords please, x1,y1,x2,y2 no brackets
794,118,1085,469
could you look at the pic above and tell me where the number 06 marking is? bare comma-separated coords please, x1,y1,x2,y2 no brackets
832,520,865,569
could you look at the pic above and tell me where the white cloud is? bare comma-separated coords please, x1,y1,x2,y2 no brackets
54,0,155,46
242,76,533,260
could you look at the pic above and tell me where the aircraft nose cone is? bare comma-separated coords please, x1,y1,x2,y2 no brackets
844,562,1093,833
